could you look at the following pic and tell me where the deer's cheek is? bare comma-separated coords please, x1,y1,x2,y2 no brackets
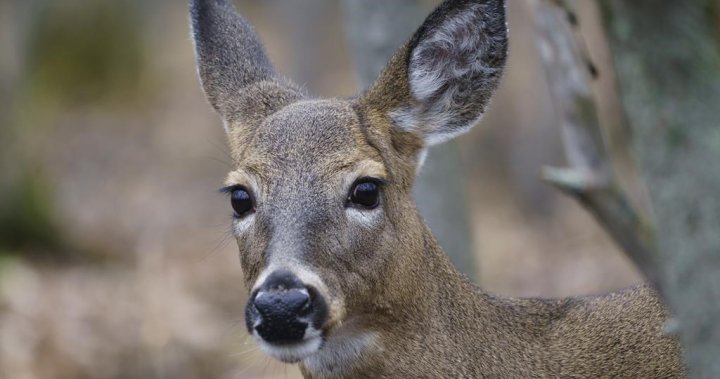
236,243,265,285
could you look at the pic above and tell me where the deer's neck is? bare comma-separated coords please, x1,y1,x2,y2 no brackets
401,227,502,338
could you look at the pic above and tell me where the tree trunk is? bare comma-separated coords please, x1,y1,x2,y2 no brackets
341,0,478,281
600,1,720,376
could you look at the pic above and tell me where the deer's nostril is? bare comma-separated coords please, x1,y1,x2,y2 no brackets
298,296,312,316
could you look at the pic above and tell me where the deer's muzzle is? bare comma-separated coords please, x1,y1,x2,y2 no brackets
245,270,328,346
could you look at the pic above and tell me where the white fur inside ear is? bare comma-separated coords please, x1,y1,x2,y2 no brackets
395,2,505,146
390,106,481,146
410,4,491,102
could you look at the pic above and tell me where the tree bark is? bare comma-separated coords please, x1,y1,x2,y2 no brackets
600,1,720,376
532,0,660,286
341,0,478,281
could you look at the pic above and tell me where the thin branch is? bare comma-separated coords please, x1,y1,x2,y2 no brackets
531,0,661,286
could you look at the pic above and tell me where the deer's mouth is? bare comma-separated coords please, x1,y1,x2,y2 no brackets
255,329,325,363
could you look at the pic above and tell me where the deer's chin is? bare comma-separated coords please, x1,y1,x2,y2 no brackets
256,335,324,363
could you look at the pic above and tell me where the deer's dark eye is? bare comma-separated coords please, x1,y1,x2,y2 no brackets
230,187,254,217
348,179,381,209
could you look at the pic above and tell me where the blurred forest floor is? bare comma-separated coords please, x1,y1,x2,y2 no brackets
0,1,641,378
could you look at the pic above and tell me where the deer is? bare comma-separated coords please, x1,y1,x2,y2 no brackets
189,0,683,377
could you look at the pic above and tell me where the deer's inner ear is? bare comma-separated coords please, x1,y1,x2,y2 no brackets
363,0,508,148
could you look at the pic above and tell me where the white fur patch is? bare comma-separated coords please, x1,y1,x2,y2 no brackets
416,148,429,174
390,106,482,146
232,214,255,234
424,114,482,145
302,332,377,377
257,333,323,363
346,207,383,227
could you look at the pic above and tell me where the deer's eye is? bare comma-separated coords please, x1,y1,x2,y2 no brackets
348,179,381,209
230,187,254,217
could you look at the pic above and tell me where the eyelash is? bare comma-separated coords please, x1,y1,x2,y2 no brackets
350,177,387,188
219,185,244,195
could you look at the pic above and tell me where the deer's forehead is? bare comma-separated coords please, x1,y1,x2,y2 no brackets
247,100,373,167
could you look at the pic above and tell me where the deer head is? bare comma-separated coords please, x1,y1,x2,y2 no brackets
190,0,507,365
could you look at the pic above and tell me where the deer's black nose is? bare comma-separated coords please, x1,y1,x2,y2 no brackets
255,289,310,318
245,270,327,344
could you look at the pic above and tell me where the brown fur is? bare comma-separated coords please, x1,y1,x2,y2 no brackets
189,0,683,377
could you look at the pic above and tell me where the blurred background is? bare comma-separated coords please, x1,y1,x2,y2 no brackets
0,0,643,378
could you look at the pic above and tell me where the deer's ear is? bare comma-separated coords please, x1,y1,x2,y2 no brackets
362,0,508,147
190,0,301,127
